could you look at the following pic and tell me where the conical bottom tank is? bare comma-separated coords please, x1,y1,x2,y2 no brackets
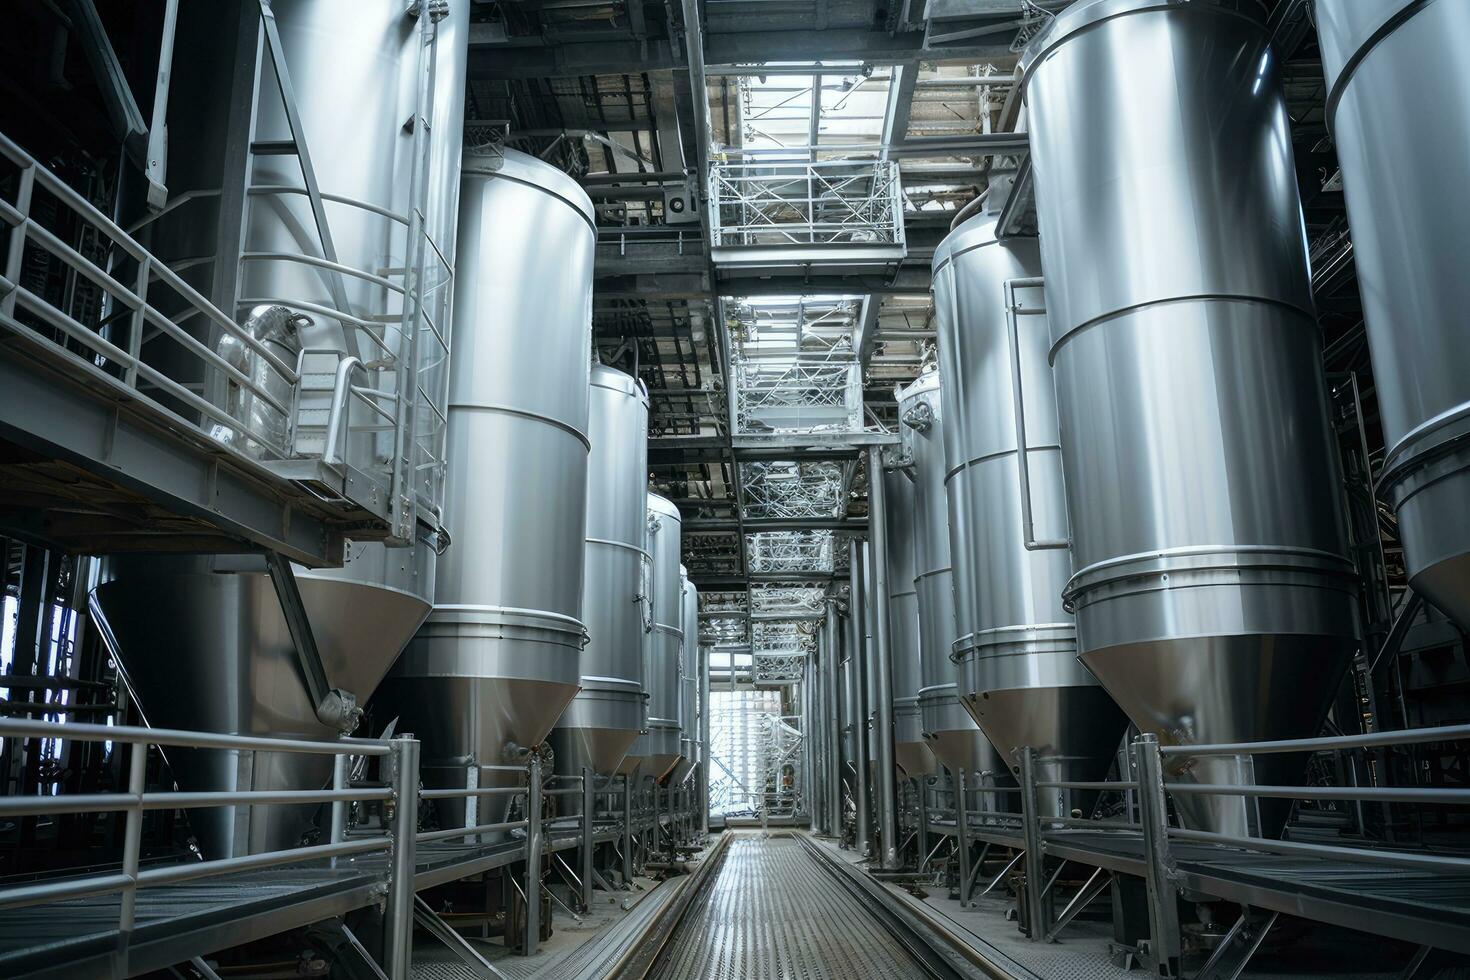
92,541,434,858
1078,632,1352,836
894,697,936,778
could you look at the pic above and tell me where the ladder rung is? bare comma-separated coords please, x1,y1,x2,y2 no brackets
251,140,299,156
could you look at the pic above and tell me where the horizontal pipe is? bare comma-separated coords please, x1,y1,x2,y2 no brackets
1164,784,1470,804
1035,781,1139,791
0,786,391,817
419,786,523,800
1156,722,1470,758
416,820,530,844
0,872,135,911
0,718,390,756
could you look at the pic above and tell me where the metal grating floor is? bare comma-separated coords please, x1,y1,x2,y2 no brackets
650,834,929,980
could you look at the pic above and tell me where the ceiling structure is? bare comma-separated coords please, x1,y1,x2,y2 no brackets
463,0,1380,656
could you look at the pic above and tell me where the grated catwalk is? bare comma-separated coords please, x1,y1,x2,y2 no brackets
650,834,928,979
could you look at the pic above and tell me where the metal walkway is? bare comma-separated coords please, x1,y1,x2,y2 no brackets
649,833,936,980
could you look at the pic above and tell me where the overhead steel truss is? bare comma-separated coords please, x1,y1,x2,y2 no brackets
740,459,847,519
747,530,837,574
708,159,906,267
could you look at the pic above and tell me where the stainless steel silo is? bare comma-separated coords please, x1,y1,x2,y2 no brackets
89,0,470,859
1023,0,1361,834
882,465,936,779
897,370,1005,784
625,494,684,781
551,366,651,780
381,146,596,822
933,202,1127,821
1315,0,1470,628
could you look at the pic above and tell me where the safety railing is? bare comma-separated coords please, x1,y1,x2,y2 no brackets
708,159,906,264
0,132,303,470
0,718,692,974
0,717,408,976
0,127,433,541
902,722,1470,970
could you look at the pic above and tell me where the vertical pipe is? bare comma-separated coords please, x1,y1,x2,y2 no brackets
580,767,594,910
849,540,871,855
867,447,900,870
524,751,544,956
385,736,420,978
1019,746,1047,940
825,600,843,837
699,643,711,837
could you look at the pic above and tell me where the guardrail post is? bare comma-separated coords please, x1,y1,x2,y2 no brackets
580,767,594,910
524,750,544,955
954,767,973,907
916,776,930,872
622,772,634,885
1019,746,1049,940
652,777,663,858
1133,733,1181,978
384,735,420,979
115,739,148,975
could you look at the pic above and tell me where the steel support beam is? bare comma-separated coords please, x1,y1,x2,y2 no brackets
866,447,900,870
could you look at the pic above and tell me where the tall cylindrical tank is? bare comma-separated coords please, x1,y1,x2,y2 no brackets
933,200,1127,821
552,366,650,780
381,147,595,822
625,494,685,781
897,370,1006,784
1315,0,1470,628
882,466,937,779
90,0,470,860
1023,0,1360,834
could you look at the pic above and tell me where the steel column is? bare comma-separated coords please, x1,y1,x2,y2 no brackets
1134,734,1181,977
849,540,872,855
825,600,843,837
524,752,544,956
866,446,901,870
1019,746,1048,940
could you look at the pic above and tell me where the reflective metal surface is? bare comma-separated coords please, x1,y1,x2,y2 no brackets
89,0,470,859
627,494,684,781
670,573,700,785
897,370,1005,783
93,542,435,859
1024,0,1360,833
552,366,651,779
932,203,1127,819
1316,0,1470,628
881,464,936,779
383,147,596,821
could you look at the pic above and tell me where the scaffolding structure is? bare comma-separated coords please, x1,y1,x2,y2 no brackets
727,297,864,435
740,461,847,520
707,159,906,266
751,586,827,619
747,531,836,575
707,689,805,819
